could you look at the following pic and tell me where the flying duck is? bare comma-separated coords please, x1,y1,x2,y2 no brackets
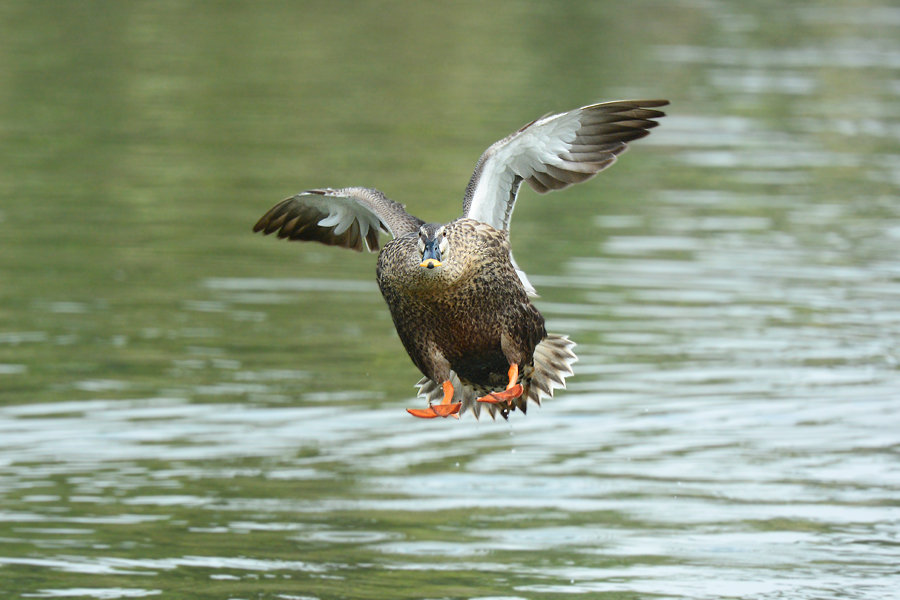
253,99,668,419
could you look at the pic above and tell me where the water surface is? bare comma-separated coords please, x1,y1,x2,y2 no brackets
1,1,898,599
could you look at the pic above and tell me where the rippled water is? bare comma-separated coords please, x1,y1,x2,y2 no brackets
1,1,899,599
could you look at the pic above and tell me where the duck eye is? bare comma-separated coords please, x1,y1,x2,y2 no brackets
438,235,449,256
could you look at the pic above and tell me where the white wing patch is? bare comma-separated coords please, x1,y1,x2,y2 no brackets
307,192,386,250
465,109,583,230
253,186,423,253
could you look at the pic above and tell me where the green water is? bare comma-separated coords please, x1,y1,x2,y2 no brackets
1,1,899,599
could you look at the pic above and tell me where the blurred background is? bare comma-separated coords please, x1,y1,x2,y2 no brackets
0,1,898,598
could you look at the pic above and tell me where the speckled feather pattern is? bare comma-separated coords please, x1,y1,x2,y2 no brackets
377,218,548,416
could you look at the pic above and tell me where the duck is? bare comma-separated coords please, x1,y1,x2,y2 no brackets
253,99,668,419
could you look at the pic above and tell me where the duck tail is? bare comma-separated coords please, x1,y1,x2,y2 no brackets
523,333,578,408
414,334,577,420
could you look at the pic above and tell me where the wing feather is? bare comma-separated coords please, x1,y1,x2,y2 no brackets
253,187,423,252
461,99,667,297
462,99,668,232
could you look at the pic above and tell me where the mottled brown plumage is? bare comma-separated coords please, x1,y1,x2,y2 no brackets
253,99,668,419
377,219,546,418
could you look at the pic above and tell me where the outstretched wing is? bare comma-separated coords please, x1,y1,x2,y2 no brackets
253,187,424,252
462,99,669,231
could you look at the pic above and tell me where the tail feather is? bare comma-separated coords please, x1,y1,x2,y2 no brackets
414,334,577,420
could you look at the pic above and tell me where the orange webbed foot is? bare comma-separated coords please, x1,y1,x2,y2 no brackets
407,403,460,419
407,406,437,418
407,380,459,419
475,363,523,405
476,384,524,404
431,402,461,417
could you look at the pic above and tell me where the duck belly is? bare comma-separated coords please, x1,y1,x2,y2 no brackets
448,346,511,389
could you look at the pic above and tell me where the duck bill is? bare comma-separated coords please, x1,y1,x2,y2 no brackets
419,243,442,269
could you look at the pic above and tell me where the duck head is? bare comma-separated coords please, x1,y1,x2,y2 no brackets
417,223,450,270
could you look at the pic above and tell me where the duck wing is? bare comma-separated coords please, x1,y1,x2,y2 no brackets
462,99,668,232
253,187,424,252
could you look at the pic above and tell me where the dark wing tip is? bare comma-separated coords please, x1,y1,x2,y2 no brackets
585,99,669,122
252,193,371,252
594,99,670,109
252,197,293,234
522,99,668,195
